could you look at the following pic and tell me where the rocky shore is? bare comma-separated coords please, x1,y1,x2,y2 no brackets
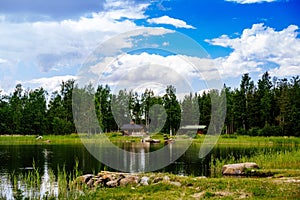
75,171,200,188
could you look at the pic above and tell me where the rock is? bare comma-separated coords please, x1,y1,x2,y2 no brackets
140,176,149,186
77,174,94,184
119,175,138,186
222,162,259,175
153,177,163,183
106,180,119,187
163,175,170,182
169,181,181,187
117,174,126,181
86,178,94,187
191,191,206,198
94,179,103,187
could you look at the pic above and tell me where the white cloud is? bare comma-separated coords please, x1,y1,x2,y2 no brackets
225,0,278,4
104,0,149,20
88,52,221,94
162,42,170,46
147,15,195,29
0,58,7,64
206,23,300,78
22,75,77,93
0,0,151,75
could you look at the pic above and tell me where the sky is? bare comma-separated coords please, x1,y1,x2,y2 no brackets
0,0,299,95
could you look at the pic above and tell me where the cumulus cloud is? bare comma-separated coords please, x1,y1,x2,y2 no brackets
22,75,77,93
206,23,300,78
147,15,195,29
225,0,278,4
0,58,7,64
104,0,149,20
0,0,151,75
88,52,221,94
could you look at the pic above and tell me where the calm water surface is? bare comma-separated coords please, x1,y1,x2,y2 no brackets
0,142,297,199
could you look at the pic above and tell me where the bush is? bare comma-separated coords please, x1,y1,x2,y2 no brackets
258,125,283,136
249,127,260,136
236,128,248,135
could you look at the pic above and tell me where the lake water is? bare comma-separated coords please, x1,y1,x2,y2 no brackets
0,141,297,199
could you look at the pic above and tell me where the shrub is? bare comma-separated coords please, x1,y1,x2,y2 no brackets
236,128,248,135
258,125,283,136
249,127,260,136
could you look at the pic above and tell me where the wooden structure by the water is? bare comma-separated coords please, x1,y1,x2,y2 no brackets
180,125,206,134
121,121,146,136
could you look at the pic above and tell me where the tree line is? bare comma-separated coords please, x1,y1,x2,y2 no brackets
0,72,299,136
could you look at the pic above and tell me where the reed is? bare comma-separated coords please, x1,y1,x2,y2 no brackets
210,146,300,177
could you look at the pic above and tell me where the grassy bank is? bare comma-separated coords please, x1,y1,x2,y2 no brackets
1,133,300,146
2,169,300,200
91,176,300,200
210,146,300,178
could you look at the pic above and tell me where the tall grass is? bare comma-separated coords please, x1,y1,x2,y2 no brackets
210,147,300,177
0,160,91,200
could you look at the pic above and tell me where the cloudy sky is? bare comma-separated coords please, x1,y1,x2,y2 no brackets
0,0,299,94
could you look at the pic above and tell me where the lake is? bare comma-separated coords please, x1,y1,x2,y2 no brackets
0,141,297,199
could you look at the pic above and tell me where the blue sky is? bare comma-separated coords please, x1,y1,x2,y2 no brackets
0,0,299,94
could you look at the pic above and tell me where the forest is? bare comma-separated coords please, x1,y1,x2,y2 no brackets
0,72,299,136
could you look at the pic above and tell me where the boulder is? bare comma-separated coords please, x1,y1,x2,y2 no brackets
119,175,139,186
163,175,170,182
77,174,94,184
106,180,119,187
222,162,259,175
86,178,94,187
140,176,149,186
170,181,181,187
153,177,163,183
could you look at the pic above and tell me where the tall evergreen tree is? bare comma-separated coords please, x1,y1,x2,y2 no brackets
162,85,181,136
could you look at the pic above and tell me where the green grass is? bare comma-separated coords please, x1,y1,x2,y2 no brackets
93,176,300,200
3,171,299,200
210,145,300,177
0,134,82,145
1,133,300,146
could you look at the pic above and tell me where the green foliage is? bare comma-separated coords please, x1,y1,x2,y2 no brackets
224,73,300,136
162,85,181,135
0,73,300,137
258,125,283,136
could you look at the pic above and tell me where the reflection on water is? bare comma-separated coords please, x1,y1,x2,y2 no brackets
40,149,58,198
0,142,298,199
125,142,150,173
0,149,58,200
121,142,176,173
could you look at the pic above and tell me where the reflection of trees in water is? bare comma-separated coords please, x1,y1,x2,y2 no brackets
0,148,59,200
123,142,150,173
40,148,58,198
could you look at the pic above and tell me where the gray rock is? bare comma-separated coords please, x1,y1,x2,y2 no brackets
77,174,94,184
106,180,119,187
170,181,181,187
119,175,138,186
163,175,170,182
222,162,259,175
153,177,163,183
86,178,94,187
140,176,149,186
